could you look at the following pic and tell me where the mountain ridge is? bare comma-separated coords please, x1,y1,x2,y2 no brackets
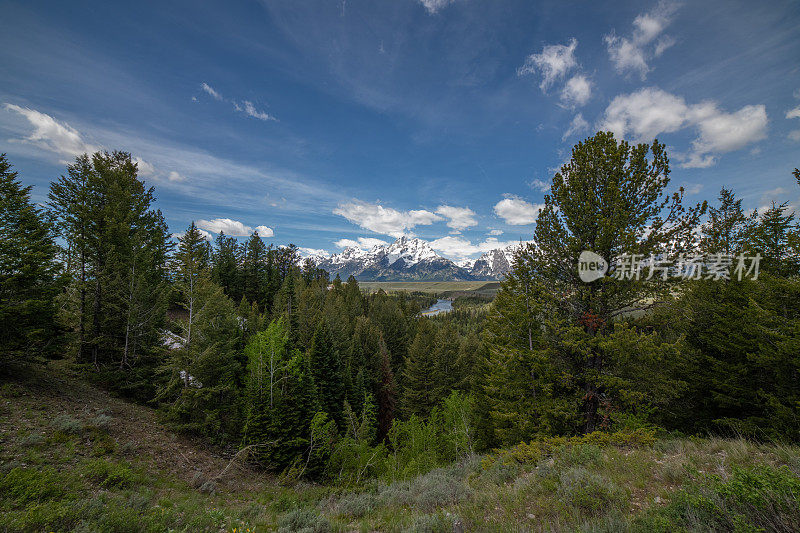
311,236,521,281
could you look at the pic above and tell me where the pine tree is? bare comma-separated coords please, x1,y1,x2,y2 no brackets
48,151,170,377
487,132,704,437
241,231,267,307
376,337,397,442
401,319,438,417
0,154,61,367
160,223,240,440
700,188,751,255
211,231,241,301
308,322,345,427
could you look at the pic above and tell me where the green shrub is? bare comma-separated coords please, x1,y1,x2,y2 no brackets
82,459,137,488
637,465,800,532
52,414,82,436
276,508,332,533
0,467,73,506
557,467,627,516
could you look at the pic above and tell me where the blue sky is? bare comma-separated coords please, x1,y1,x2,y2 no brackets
1,0,799,260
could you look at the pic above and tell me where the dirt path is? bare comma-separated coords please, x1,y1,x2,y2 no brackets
0,360,266,492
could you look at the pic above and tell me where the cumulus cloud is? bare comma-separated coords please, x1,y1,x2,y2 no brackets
235,100,278,122
196,218,273,237
787,107,800,120
518,38,578,91
173,229,213,241
3,103,99,160
600,87,768,167
333,200,442,238
493,195,544,225
201,82,223,101
562,113,590,141
488,229,504,236
560,74,592,107
435,205,478,232
254,225,275,237
418,0,455,14
604,1,678,79
334,237,389,249
429,236,520,260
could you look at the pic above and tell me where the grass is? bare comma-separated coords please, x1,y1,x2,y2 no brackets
358,281,499,296
2,362,799,532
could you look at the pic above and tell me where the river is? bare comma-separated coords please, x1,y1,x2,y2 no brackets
421,298,453,316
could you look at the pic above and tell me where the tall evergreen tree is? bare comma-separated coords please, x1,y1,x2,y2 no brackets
0,154,61,367
160,223,241,441
211,231,241,301
48,151,170,382
308,321,345,427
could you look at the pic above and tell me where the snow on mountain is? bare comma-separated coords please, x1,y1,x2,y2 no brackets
469,243,523,279
312,237,523,281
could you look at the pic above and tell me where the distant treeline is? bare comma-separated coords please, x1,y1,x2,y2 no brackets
1,132,799,484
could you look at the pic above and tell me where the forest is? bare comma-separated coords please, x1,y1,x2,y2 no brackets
2,132,800,530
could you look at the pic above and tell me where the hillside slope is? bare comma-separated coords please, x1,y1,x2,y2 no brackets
2,362,800,532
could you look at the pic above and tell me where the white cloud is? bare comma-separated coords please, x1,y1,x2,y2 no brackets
418,0,454,14
604,1,678,79
201,82,223,101
562,113,590,141
333,200,442,238
235,100,278,122
429,236,520,260
167,170,187,182
254,225,274,238
196,218,273,237
560,75,592,107
488,229,504,236
435,205,478,231
686,102,768,163
334,237,388,249
789,130,800,142
493,195,544,225
529,178,551,193
3,103,99,160
134,156,156,177
599,87,767,167
299,247,330,258
173,229,213,241
787,106,800,120
601,87,687,141
517,38,578,91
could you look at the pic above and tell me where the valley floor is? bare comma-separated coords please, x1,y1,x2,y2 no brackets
2,361,799,532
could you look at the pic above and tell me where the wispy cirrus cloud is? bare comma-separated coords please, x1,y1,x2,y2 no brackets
197,82,278,122
201,82,223,101
417,0,455,14
3,103,99,161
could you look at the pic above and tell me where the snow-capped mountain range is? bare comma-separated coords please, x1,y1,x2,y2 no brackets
310,236,522,281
